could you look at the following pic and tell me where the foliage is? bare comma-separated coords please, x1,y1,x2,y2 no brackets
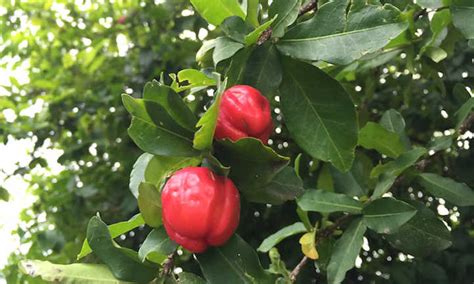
1,0,473,283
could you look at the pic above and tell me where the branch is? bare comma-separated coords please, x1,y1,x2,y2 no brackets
459,112,474,135
257,0,318,45
289,257,308,282
298,0,318,17
160,251,176,277
289,214,352,282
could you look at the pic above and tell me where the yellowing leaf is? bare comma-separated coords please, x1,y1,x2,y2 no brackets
299,232,319,260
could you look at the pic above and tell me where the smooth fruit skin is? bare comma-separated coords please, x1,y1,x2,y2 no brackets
215,85,273,144
161,167,240,253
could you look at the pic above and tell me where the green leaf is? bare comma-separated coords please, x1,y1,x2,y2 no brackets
279,57,357,172
363,197,416,234
269,0,301,38
327,218,367,284
371,173,397,199
246,0,260,27
418,173,474,206
379,109,410,149
193,78,227,151
454,97,474,130
358,122,406,158
227,44,282,98
451,0,474,41
330,153,373,197
196,234,276,284
19,260,133,283
221,16,252,43
277,0,408,65
142,81,197,131
129,153,201,198
128,116,199,157
386,206,452,257
138,183,162,228
77,214,145,260
371,147,427,179
297,190,363,214
86,216,157,282
244,16,277,45
215,138,294,204
213,37,245,66
257,222,306,252
177,272,207,284
138,227,177,263
417,0,450,9
190,0,245,26
0,187,9,202
174,69,217,92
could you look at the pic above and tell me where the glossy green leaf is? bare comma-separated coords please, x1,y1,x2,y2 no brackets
418,173,474,206
269,0,301,38
138,183,162,228
422,9,451,58
363,197,416,234
190,0,245,26
138,227,177,263
193,78,227,150
221,16,252,43
358,122,406,158
371,147,427,178
280,57,357,172
258,222,306,253
177,272,207,284
244,16,276,45
129,153,200,198
227,44,282,98
86,216,157,282
213,37,245,66
330,153,372,197
19,260,133,283
215,138,294,204
371,173,397,199
428,135,453,152
386,206,452,257
77,214,145,260
451,0,474,41
297,190,363,214
196,234,276,284
380,109,410,149
327,218,367,284
128,116,198,157
246,0,260,27
277,0,408,65
142,81,197,130
174,69,217,92
454,97,474,130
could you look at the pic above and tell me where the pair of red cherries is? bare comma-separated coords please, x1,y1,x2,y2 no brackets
161,85,273,253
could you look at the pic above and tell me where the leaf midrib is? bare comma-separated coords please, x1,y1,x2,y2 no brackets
135,116,194,143
302,199,361,211
286,70,347,169
420,174,466,201
280,22,405,43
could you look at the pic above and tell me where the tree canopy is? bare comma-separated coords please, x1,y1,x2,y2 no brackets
0,0,473,283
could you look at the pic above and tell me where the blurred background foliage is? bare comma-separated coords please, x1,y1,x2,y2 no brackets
0,0,473,283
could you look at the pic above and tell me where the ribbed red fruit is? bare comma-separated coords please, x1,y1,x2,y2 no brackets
215,85,273,144
161,167,240,253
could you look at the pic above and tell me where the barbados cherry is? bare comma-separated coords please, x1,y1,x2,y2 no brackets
215,85,273,144
161,167,240,253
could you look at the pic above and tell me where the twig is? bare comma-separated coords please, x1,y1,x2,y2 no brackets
257,0,318,45
289,214,352,282
289,257,308,282
413,8,427,21
298,0,318,17
459,112,474,135
161,251,176,277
